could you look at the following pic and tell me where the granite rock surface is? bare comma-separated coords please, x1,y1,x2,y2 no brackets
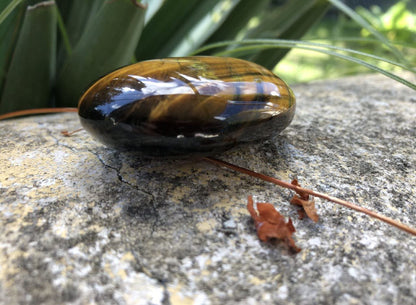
0,73,415,304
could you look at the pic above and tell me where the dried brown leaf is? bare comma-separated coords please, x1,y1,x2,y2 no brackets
290,179,319,222
247,196,301,253
291,195,319,222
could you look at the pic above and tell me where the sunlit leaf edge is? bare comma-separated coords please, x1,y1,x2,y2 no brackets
191,39,416,90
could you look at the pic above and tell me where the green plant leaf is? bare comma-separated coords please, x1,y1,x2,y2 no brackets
0,1,57,114
200,0,269,54
244,0,317,39
0,0,24,25
58,0,102,49
328,0,406,64
142,0,164,23
55,0,103,68
247,0,331,69
0,0,25,94
135,0,222,60
168,0,246,57
194,39,412,70
194,39,416,90
56,0,146,107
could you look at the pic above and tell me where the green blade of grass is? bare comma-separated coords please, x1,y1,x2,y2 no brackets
196,39,415,90
307,36,416,49
55,3,71,57
293,47,415,90
195,39,414,72
0,1,57,114
56,0,146,107
0,0,24,25
206,39,413,71
328,0,406,64
54,0,70,22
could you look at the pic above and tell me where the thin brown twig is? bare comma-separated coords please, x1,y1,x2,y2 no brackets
0,107,78,120
203,157,416,236
61,128,84,137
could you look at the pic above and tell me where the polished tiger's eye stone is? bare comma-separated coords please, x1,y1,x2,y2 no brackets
78,56,295,157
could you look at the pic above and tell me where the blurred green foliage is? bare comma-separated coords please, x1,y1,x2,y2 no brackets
278,0,415,83
358,1,416,42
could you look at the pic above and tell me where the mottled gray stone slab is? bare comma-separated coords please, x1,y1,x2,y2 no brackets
0,73,415,305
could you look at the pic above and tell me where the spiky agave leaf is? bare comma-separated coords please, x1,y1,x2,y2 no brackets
0,1,56,113
55,0,146,107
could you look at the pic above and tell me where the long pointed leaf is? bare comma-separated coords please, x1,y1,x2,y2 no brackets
195,39,414,72
0,1,56,114
168,0,242,57
248,0,331,69
0,0,24,25
59,0,102,48
195,39,416,90
200,0,269,55
142,0,164,23
55,0,102,68
135,0,221,60
56,0,146,107
244,0,317,39
0,0,25,94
